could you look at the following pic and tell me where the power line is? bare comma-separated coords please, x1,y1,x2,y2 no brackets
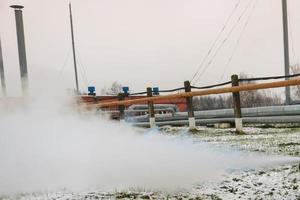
78,60,88,91
238,72,300,82
58,47,71,77
190,0,242,83
193,0,253,85
191,80,232,90
287,6,298,64
76,48,89,88
219,0,257,82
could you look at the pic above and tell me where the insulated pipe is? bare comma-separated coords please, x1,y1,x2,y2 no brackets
86,78,300,108
131,115,300,127
131,104,300,123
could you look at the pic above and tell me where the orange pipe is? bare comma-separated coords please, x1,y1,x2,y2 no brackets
86,78,300,108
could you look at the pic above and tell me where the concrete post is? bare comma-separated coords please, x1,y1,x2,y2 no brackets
118,93,125,120
231,74,243,133
184,81,196,130
0,37,7,96
147,87,156,128
10,5,28,95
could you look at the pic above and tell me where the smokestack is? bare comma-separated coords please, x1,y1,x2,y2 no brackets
0,37,7,96
10,5,28,95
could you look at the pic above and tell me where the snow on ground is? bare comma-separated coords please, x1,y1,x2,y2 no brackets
1,125,300,200
2,163,299,200
193,163,300,200
160,125,300,156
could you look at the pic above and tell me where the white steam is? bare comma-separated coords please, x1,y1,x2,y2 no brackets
0,94,298,195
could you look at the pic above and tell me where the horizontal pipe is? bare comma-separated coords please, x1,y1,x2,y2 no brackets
130,105,300,122
99,108,175,114
126,108,175,113
85,78,300,108
182,104,300,118
131,115,300,127
128,104,178,111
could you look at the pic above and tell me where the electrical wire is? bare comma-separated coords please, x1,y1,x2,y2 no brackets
193,0,253,85
219,0,257,82
238,73,300,82
58,47,71,77
190,0,242,83
76,48,89,86
191,80,232,90
78,61,88,91
158,87,185,93
287,7,298,64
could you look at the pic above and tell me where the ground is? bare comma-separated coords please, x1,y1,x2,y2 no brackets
1,125,300,200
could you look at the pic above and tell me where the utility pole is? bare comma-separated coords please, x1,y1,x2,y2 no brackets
282,0,291,104
10,5,28,95
69,3,79,94
0,37,7,96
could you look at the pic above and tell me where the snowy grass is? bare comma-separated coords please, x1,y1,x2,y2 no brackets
1,125,300,200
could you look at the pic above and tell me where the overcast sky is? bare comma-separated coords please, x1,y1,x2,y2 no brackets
0,0,299,96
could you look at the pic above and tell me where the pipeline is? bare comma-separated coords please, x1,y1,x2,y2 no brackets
85,78,300,108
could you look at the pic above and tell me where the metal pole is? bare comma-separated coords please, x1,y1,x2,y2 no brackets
0,37,7,96
282,0,291,104
69,3,79,94
10,5,28,95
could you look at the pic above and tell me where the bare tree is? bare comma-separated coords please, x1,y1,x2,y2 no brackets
239,73,282,107
290,64,300,98
100,82,123,95
193,73,282,110
193,95,232,110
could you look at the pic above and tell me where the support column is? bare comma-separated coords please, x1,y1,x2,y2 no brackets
118,93,125,120
147,87,156,128
10,5,28,95
69,3,79,94
231,74,243,133
184,81,196,130
282,0,291,105
0,37,6,96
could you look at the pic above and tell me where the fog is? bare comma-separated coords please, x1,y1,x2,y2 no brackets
1,0,300,195
0,89,298,195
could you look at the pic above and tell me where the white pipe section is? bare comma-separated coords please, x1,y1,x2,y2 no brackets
149,117,156,128
188,117,196,130
235,118,243,133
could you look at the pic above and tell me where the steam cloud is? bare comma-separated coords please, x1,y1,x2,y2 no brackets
0,93,298,195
